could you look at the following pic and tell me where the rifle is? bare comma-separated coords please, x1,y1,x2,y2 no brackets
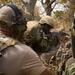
72,15,75,58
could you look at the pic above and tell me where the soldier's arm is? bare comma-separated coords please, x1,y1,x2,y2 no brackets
19,46,51,75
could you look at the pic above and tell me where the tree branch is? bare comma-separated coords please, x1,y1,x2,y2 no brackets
46,0,56,9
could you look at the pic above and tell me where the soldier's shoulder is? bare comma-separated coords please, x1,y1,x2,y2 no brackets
0,34,17,52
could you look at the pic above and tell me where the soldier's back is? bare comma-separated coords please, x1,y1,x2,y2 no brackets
0,37,29,75
0,34,33,75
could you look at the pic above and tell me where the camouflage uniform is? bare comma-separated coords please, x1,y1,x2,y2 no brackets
65,12,75,75
24,21,47,52
39,16,59,51
0,4,49,75
65,57,75,75
24,16,56,52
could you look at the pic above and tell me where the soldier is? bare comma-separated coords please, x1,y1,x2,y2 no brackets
65,13,75,75
0,4,51,75
24,16,57,52
0,3,33,41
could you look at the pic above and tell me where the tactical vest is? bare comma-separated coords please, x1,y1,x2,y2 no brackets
0,34,17,75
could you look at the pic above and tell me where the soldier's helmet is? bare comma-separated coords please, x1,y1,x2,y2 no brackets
0,5,15,26
39,16,55,28
0,4,32,26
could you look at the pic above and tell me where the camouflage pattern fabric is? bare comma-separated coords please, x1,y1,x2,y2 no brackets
24,21,48,52
0,34,17,53
46,33,59,52
0,34,17,75
65,63,75,75
24,21,60,52
65,57,75,75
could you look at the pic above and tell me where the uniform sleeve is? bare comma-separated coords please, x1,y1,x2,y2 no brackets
19,47,46,75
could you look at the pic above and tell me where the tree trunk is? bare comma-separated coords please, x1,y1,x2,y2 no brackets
24,0,37,19
41,0,56,16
